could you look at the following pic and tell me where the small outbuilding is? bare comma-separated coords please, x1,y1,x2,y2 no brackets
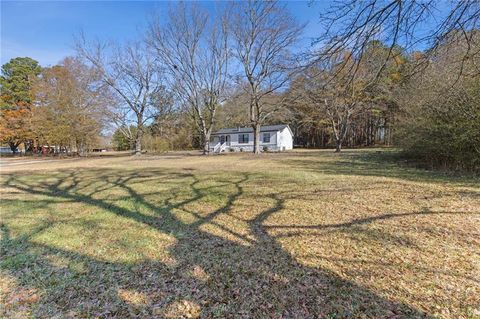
210,124,293,153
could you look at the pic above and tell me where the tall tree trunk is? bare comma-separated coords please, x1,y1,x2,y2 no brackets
135,114,143,155
335,139,342,152
202,129,211,155
76,139,85,156
331,118,342,153
253,122,261,154
202,137,208,155
134,129,143,155
388,115,394,146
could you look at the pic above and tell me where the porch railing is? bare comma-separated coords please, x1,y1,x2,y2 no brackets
219,142,228,153
210,142,228,153
211,142,221,153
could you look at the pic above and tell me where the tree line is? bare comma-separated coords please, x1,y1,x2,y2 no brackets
1,1,478,170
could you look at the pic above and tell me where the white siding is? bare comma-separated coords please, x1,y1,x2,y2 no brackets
278,128,293,150
210,126,293,152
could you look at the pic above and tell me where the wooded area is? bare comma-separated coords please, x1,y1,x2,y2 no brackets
1,1,479,171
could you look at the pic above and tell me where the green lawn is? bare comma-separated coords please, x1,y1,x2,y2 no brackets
1,150,479,318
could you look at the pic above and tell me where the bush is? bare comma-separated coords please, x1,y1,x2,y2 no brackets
141,134,170,153
396,61,480,172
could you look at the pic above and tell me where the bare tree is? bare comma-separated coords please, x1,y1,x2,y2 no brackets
295,40,405,152
75,35,164,155
298,55,362,152
230,0,304,154
148,3,230,154
314,0,480,83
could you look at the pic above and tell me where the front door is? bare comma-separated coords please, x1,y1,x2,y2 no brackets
225,135,230,145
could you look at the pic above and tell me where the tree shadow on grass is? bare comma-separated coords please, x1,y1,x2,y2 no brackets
0,168,442,318
281,150,480,186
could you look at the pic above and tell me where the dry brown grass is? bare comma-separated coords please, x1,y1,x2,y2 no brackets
1,149,479,318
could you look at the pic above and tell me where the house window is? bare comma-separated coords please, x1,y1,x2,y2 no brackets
263,133,270,143
238,134,249,144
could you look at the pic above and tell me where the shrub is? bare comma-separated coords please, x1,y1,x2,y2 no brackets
141,134,170,153
396,57,480,172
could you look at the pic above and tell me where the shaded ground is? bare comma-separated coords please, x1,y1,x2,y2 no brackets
1,149,479,318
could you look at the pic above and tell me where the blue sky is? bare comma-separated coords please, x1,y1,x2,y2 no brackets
1,1,326,67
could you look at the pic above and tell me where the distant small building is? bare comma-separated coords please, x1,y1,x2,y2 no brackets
210,124,293,153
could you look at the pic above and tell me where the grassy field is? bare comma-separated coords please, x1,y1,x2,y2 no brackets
1,149,479,318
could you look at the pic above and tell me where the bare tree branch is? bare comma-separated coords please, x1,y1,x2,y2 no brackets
147,2,230,154
75,33,165,154
230,0,304,154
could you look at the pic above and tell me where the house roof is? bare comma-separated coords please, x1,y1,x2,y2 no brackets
212,124,291,135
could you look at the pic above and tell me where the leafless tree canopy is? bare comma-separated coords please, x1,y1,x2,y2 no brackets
75,35,165,154
230,0,304,154
147,3,230,154
315,0,480,81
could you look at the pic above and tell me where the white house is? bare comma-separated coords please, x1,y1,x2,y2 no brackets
209,124,293,153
